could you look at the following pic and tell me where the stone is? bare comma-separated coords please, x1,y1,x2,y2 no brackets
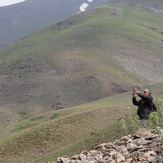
135,138,152,146
116,146,128,153
87,161,97,163
147,142,159,148
117,141,126,146
115,152,125,162
126,158,133,163
57,156,71,163
80,150,88,156
147,156,156,162
145,134,158,140
71,155,79,160
126,143,137,150
79,154,87,161
145,150,157,156
52,129,163,163
103,143,116,149
135,129,155,138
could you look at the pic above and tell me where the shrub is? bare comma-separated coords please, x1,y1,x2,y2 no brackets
51,113,60,119
119,98,163,133
149,112,159,129
119,115,140,133
18,112,31,119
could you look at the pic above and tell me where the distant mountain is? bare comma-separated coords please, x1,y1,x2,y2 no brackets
0,0,109,49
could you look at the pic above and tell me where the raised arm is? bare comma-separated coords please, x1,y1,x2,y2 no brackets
132,97,140,106
138,93,153,106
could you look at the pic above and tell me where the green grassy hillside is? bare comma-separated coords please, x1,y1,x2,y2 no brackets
0,91,135,163
0,80,162,139
0,0,163,125
0,83,162,163
0,83,163,163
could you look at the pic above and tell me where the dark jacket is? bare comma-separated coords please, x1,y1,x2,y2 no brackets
132,93,153,119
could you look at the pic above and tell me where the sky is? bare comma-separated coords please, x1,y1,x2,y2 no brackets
0,0,26,7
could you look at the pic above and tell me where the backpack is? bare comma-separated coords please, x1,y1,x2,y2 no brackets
151,103,157,112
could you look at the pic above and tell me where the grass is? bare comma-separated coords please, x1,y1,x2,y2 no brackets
2,83,163,162
30,121,133,163
30,116,44,121
18,112,31,119
51,113,60,119
11,123,38,133
0,91,135,162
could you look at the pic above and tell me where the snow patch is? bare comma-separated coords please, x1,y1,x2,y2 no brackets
79,0,94,13
79,3,89,12
0,0,26,7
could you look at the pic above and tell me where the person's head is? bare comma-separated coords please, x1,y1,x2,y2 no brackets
143,88,151,96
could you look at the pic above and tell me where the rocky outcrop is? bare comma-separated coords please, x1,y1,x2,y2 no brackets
51,129,163,163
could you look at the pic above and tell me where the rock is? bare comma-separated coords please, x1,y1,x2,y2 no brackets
103,143,116,149
115,152,125,162
87,161,97,163
134,128,155,138
80,150,88,155
52,100,66,110
71,154,79,160
134,138,152,146
116,146,128,154
147,142,159,148
78,154,87,161
145,150,157,156
145,134,158,140
57,156,71,163
126,143,138,150
142,155,156,162
53,129,163,163
126,158,133,163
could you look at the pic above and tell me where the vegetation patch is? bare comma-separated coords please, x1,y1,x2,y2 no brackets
30,116,44,121
11,123,38,133
18,112,31,119
51,113,60,119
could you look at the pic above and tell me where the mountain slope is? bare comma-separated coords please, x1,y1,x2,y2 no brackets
0,85,162,163
0,0,163,119
0,0,163,127
0,91,135,163
0,0,109,49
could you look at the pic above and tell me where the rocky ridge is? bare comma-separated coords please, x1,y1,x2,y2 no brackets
50,129,163,163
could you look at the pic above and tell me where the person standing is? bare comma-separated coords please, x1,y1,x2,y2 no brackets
132,88,154,127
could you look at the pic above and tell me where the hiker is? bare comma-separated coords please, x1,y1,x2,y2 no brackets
132,88,154,127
